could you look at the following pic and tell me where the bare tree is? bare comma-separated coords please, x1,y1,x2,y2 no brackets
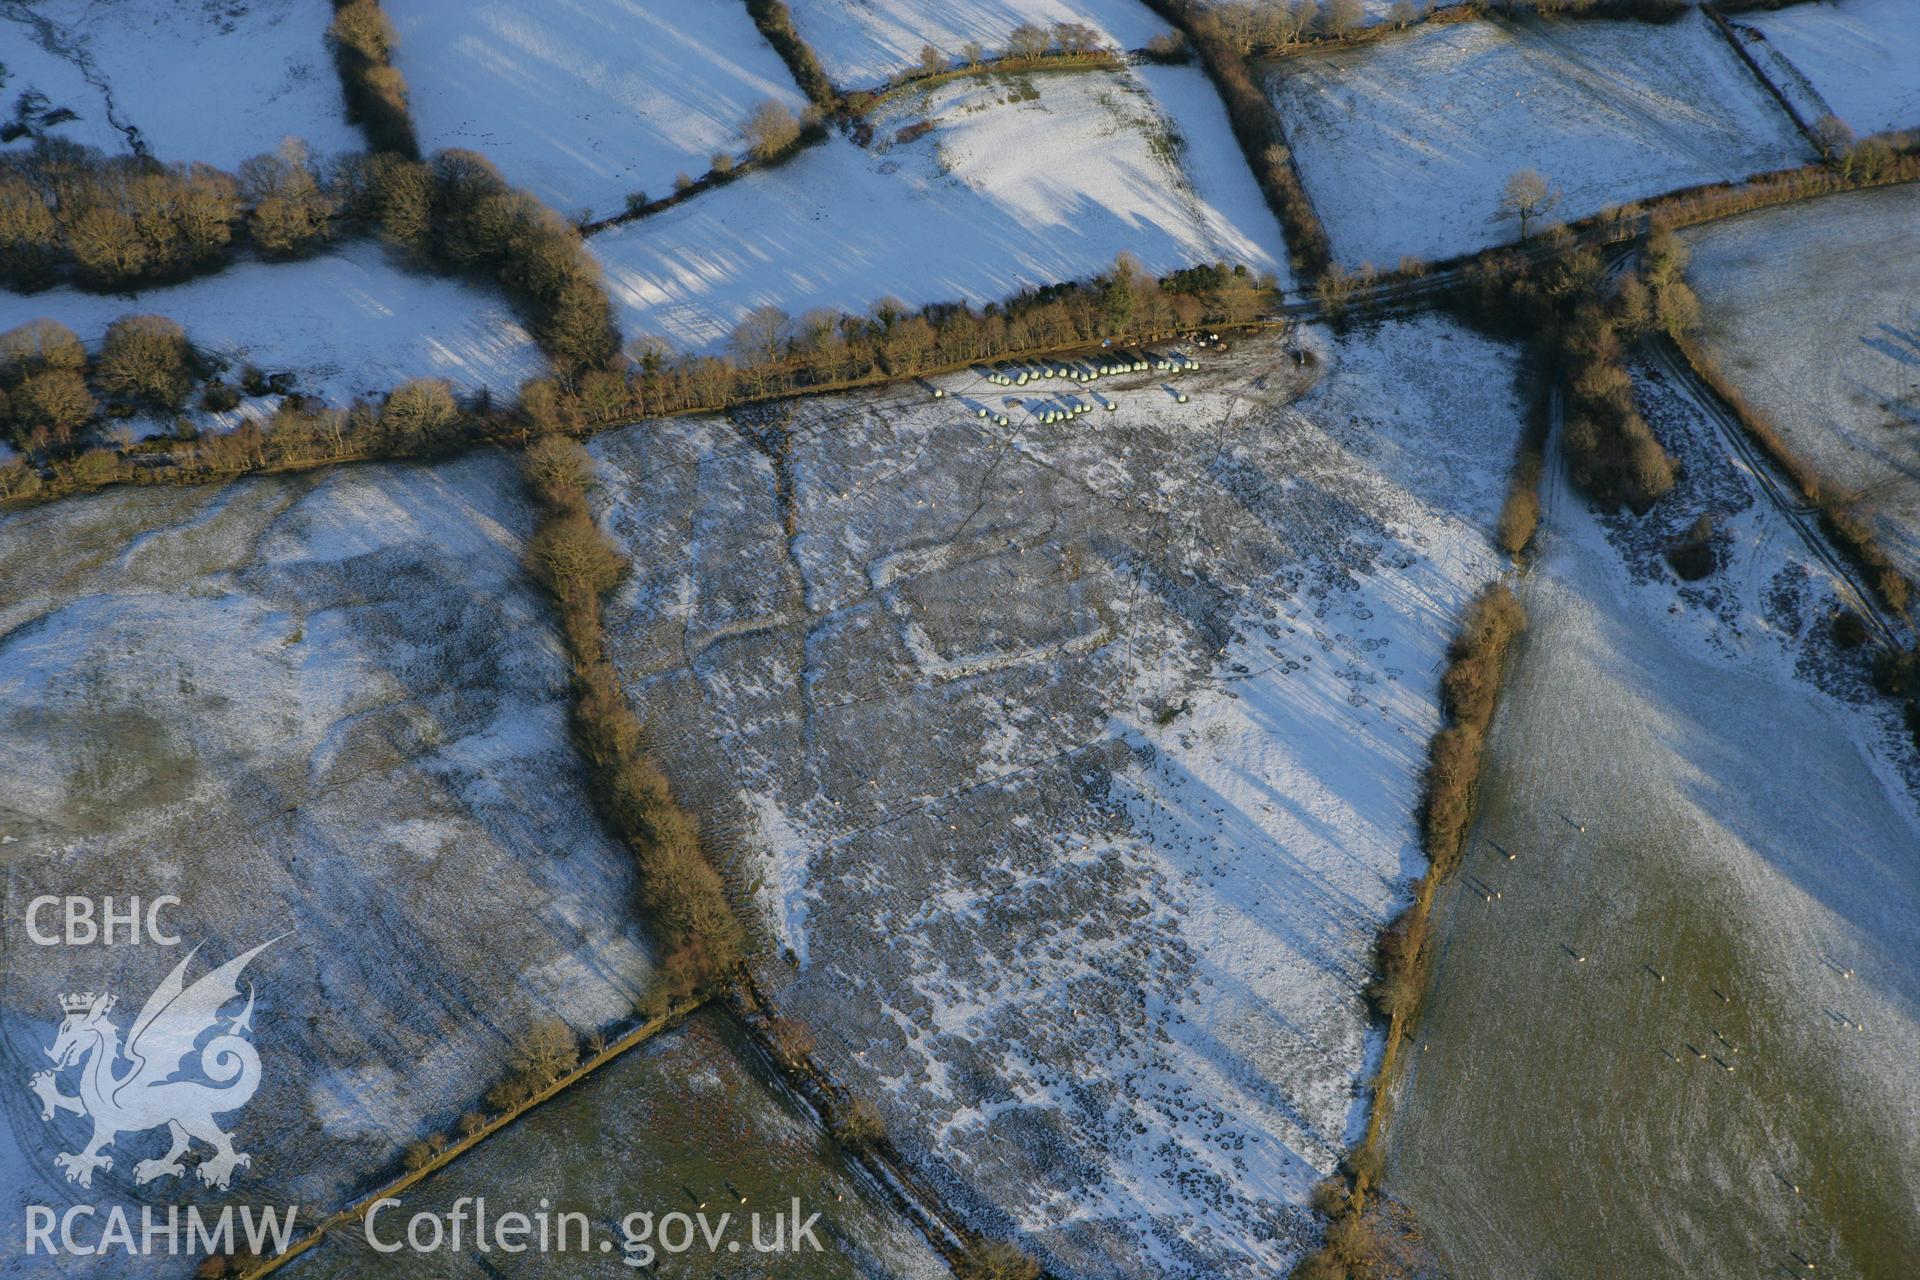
1289,0,1323,42
731,306,791,393
242,139,334,255
511,1018,579,1089
1321,0,1365,36
379,377,459,441
14,367,94,439
1811,113,1856,160
741,99,801,161
0,318,86,372
1005,23,1049,59
96,315,192,408
1053,21,1102,55
1496,168,1561,240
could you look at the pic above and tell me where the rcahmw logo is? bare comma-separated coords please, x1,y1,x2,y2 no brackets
27,937,280,1191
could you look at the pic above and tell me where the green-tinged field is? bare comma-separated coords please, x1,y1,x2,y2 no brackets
1385,379,1920,1279
288,1010,947,1278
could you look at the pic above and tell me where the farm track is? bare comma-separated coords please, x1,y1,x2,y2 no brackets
727,978,982,1267
1705,3,1832,152
1644,334,1902,646
1290,225,1906,660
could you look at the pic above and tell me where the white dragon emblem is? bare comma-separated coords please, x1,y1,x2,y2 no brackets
28,938,277,1190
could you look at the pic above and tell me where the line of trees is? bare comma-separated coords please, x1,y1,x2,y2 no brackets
1203,0,1383,50
1,143,619,449
597,97,831,232
0,372,488,501
0,134,400,293
1603,137,1920,239
1496,369,1553,557
1139,0,1334,279
338,148,619,374
0,259,1273,507
327,0,418,158
521,436,747,1003
518,256,1274,433
1320,136,1920,308
1180,0,1698,61
603,15,1129,231
744,0,839,110
0,315,215,456
1194,0,1696,60
1299,584,1528,1280
876,20,1118,90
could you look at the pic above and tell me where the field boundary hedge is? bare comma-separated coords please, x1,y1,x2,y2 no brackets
325,0,419,158
1136,0,1335,279
1293,583,1529,1279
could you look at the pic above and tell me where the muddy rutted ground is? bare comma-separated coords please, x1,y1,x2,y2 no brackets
0,455,653,1272
592,321,1523,1277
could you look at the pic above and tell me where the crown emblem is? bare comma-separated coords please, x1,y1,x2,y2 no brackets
60,992,109,1015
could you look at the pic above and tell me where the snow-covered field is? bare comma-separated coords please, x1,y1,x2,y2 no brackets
589,65,1288,353
1387,355,1920,1278
386,0,811,221
0,240,546,414
784,0,1171,88
589,317,1524,1277
1196,0,1478,28
1266,12,1813,268
1682,185,1920,583
0,0,359,168
1742,0,1920,140
0,455,656,1274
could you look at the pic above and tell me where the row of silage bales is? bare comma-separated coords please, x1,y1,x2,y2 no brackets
1025,396,1098,426
978,347,1198,388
